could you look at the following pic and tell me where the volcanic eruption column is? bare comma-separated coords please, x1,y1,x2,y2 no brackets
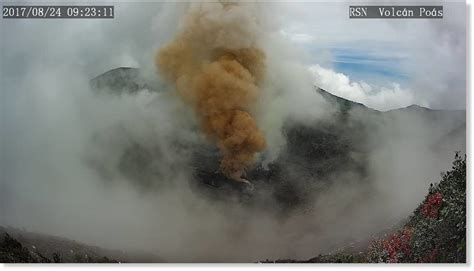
156,3,266,184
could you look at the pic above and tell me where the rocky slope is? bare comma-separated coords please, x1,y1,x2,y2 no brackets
0,226,161,263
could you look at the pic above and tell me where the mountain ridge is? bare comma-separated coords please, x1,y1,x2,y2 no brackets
90,67,465,113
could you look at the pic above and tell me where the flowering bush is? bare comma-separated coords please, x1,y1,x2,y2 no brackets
367,228,412,263
421,192,443,219
384,228,413,263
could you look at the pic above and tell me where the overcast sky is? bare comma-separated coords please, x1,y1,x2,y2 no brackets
0,0,467,110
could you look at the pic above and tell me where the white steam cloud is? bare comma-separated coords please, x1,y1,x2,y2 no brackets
309,64,419,111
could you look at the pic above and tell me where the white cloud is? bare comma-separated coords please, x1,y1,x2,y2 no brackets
309,64,420,111
280,29,315,44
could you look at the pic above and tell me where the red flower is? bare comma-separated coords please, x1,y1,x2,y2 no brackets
382,228,413,263
421,192,443,219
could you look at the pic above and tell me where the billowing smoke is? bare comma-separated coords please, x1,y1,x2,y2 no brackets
156,3,266,183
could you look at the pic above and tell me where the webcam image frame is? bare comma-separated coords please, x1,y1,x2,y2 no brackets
0,0,468,265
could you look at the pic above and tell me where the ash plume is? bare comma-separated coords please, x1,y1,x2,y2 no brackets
156,2,266,183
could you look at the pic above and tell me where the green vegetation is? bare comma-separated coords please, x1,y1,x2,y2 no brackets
367,153,466,263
